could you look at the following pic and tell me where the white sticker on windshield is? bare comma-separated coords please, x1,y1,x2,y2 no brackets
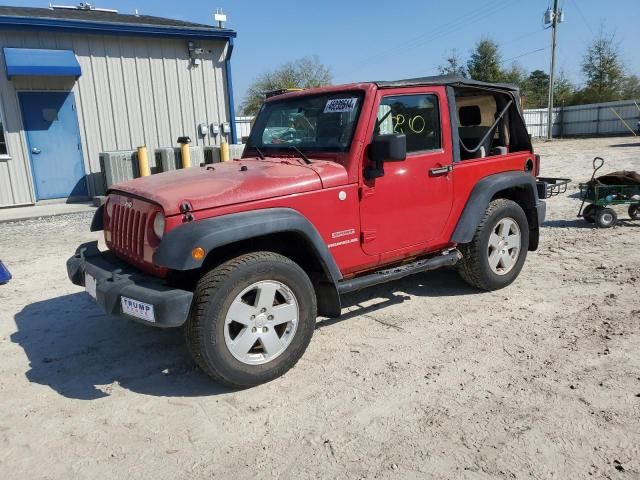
324,98,358,114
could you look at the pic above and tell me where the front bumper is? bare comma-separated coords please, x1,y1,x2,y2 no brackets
66,241,193,328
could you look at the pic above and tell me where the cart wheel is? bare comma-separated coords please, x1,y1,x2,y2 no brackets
628,205,640,220
595,208,617,228
583,204,597,223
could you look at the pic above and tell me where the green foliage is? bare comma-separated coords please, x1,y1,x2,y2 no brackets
522,69,549,108
438,50,467,78
579,33,626,103
436,32,638,108
620,74,640,99
240,56,332,116
466,38,503,82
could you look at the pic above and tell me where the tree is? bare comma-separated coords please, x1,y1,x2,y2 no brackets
467,38,503,82
522,69,549,108
438,50,467,77
580,33,625,102
240,56,332,115
501,63,526,87
620,74,640,99
554,74,575,106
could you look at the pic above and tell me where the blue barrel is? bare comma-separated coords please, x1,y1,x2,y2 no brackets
0,260,11,284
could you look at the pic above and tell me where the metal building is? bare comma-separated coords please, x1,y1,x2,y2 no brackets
0,4,237,207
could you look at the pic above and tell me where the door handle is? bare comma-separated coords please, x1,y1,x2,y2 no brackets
429,165,452,176
31,147,41,155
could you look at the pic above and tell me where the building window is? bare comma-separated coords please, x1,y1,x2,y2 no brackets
0,112,7,156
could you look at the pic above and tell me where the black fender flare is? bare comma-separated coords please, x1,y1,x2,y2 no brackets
90,204,104,232
154,208,342,280
154,208,343,318
451,171,543,246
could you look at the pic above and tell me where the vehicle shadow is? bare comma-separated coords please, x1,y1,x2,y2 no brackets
317,268,478,329
12,293,232,400
543,219,592,228
609,142,640,148
14,269,478,399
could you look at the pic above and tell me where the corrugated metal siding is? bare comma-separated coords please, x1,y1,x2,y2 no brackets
0,30,230,207
524,99,640,138
235,116,253,142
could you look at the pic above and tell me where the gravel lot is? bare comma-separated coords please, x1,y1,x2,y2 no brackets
1,136,639,479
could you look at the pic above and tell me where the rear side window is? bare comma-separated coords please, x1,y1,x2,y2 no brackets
376,94,441,153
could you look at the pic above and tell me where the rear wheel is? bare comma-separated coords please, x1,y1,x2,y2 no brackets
184,251,317,388
628,204,640,220
595,208,617,228
458,198,529,291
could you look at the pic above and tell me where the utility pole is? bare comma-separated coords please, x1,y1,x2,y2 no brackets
545,0,563,140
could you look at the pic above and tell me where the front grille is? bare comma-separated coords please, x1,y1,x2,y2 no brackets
110,203,147,260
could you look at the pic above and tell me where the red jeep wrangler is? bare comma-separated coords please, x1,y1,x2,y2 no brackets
68,76,548,387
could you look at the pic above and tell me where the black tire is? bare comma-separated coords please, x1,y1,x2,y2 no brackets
184,251,317,388
628,204,640,220
458,198,529,291
595,208,617,228
583,204,597,223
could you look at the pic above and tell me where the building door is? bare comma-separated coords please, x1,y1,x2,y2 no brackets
19,91,87,200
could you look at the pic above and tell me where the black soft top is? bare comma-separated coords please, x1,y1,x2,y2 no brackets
375,75,519,92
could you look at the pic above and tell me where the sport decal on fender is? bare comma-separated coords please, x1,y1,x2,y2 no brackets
331,228,356,239
328,238,358,249
324,98,358,114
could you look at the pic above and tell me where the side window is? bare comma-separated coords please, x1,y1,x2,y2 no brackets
376,94,441,153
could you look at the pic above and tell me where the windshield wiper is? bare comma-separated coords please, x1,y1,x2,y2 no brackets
246,144,265,160
285,145,312,164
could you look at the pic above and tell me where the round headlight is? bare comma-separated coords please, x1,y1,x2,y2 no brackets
105,198,113,217
153,212,165,240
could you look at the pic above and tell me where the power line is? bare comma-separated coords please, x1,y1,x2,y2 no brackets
338,0,522,81
501,46,549,64
345,0,507,72
568,0,595,35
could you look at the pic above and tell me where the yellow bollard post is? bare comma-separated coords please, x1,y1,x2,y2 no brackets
177,136,192,168
220,139,230,162
137,145,151,177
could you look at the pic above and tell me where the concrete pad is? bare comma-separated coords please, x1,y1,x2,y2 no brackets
0,202,96,223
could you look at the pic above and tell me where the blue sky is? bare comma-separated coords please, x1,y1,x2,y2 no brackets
10,0,640,107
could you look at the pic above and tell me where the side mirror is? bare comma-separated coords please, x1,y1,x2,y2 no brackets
369,134,406,163
366,134,406,179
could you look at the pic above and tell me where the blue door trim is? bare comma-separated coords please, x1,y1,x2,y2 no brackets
19,91,87,201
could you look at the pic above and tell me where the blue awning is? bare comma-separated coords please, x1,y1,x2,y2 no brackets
3,48,81,79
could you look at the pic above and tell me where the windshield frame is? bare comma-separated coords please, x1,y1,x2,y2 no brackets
247,90,366,154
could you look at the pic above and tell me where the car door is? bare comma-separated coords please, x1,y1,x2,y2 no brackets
359,87,453,258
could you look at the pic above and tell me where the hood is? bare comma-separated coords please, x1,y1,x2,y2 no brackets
109,158,348,216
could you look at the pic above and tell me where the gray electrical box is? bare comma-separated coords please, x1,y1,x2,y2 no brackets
204,146,221,164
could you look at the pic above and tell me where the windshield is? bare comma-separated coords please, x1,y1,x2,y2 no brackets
248,91,365,153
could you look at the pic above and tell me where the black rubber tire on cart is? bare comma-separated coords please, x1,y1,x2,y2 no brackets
594,208,617,228
628,204,640,220
184,251,317,388
583,204,597,223
458,198,530,291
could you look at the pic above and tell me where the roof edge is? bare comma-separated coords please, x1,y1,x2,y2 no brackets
0,15,236,39
375,75,519,92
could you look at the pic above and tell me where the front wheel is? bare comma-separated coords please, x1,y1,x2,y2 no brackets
458,198,530,291
184,251,317,388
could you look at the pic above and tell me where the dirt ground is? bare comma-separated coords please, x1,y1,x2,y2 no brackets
1,136,639,479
